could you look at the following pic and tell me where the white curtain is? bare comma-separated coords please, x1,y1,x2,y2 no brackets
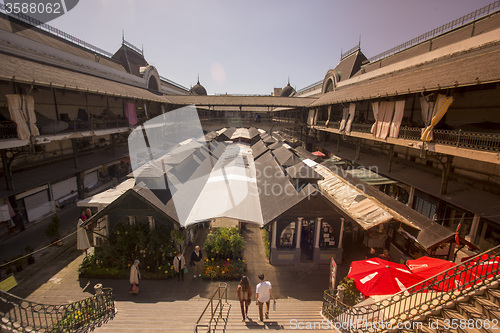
370,102,379,136
345,103,356,133
389,100,406,138
6,94,40,140
307,109,315,125
339,107,349,131
420,94,434,128
421,94,454,142
375,101,395,139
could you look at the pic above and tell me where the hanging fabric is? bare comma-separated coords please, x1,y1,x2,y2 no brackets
126,103,138,125
421,94,454,142
345,103,356,133
339,106,349,131
307,109,315,125
6,94,40,140
313,108,319,126
419,94,434,128
389,100,406,138
376,101,395,139
370,101,379,136
325,105,332,127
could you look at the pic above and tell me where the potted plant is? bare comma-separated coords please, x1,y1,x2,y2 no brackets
25,246,35,265
45,215,61,245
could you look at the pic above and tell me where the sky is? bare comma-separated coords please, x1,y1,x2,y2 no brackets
44,0,495,95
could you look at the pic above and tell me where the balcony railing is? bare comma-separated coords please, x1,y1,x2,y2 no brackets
0,286,115,332
322,245,500,333
316,122,500,153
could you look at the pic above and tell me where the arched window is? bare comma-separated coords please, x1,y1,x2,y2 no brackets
148,75,159,91
325,78,334,93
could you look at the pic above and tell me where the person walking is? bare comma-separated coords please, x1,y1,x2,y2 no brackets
190,245,203,278
173,252,186,282
255,273,276,322
129,259,141,295
237,276,252,321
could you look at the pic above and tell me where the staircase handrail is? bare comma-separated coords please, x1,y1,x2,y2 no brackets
323,245,500,332
194,282,229,333
0,287,115,333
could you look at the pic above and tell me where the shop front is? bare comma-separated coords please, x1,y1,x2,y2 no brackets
269,215,344,264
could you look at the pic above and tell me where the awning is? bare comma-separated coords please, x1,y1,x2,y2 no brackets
313,164,418,231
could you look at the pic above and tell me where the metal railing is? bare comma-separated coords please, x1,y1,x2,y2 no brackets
0,3,113,58
40,119,130,135
341,43,361,60
159,76,190,91
0,287,115,333
296,80,323,95
122,39,143,56
314,121,500,152
194,282,230,333
367,1,500,63
322,245,500,333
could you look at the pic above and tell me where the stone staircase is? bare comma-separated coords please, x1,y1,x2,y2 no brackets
396,280,500,333
93,299,325,332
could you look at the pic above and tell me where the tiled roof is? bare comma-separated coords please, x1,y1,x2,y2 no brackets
166,95,317,107
312,44,500,106
0,53,168,102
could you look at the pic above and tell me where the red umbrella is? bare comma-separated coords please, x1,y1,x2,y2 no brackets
347,258,423,297
406,256,488,292
406,256,457,291
311,151,326,157
407,257,457,279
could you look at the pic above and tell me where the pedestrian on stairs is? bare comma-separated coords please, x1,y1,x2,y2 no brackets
190,245,203,278
237,276,252,321
173,252,186,282
255,273,276,322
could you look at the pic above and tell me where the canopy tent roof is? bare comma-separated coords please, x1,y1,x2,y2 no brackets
77,178,135,209
80,128,321,229
230,127,260,140
250,140,269,160
272,146,302,167
293,146,321,162
268,141,284,150
255,152,317,224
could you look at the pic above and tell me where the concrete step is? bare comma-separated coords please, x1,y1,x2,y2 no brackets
94,299,324,332
442,309,481,333
486,288,500,305
472,296,500,322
